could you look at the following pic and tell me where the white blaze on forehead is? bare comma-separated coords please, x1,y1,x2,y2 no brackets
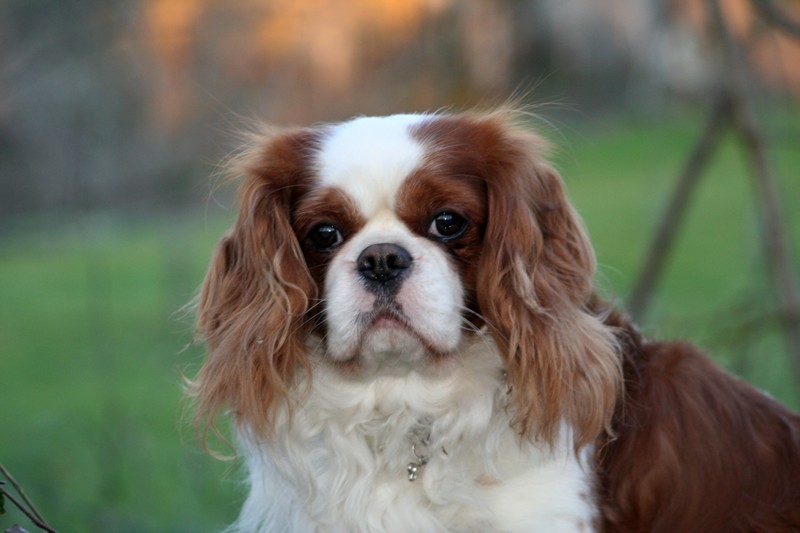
314,114,429,216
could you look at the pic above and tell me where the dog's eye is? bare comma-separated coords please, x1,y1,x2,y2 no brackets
309,224,343,251
429,212,468,241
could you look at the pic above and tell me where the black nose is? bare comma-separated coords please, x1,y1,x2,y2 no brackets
357,243,412,290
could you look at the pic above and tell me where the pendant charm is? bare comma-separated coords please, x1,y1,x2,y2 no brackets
407,457,427,481
407,443,428,482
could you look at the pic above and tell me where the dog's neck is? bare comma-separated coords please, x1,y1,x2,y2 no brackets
234,339,597,532
268,339,512,475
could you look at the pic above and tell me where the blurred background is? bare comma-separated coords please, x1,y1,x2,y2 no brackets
1,0,798,531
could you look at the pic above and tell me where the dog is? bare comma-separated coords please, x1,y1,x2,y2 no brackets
191,109,800,532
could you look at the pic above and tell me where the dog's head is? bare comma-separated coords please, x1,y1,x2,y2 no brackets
193,110,620,447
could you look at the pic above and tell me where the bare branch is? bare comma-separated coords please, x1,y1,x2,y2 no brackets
0,465,59,533
0,487,59,533
629,0,800,393
710,0,800,386
0,464,45,525
627,95,730,320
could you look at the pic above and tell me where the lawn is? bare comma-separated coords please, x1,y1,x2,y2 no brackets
0,214,240,532
1,110,798,531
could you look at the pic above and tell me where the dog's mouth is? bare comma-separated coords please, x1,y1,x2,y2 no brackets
365,306,411,332
329,304,456,374
361,306,425,351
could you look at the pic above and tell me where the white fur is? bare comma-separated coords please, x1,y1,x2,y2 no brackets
227,114,597,532
323,214,464,367
315,114,428,217
231,339,597,533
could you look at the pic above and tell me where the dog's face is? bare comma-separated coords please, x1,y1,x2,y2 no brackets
295,115,486,374
194,111,621,446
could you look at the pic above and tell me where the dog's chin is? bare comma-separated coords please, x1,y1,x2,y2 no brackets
331,318,458,377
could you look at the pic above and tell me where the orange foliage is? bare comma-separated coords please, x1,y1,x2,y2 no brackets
141,0,448,126
253,0,443,89
143,0,205,69
678,0,800,95
142,0,206,128
139,0,800,128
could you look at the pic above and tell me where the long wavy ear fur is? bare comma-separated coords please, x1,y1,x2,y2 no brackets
473,112,622,447
191,127,320,443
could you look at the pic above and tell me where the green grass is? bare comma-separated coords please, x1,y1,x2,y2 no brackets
1,110,798,531
0,214,241,532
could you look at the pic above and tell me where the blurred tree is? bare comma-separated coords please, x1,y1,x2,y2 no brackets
1,0,798,218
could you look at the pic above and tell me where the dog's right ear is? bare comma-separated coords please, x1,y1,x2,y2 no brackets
192,127,322,443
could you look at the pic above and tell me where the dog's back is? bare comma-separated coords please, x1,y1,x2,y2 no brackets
597,306,800,532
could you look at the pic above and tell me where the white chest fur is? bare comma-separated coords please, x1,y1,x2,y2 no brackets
230,346,597,533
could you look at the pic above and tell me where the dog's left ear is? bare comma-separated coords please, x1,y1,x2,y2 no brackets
474,116,621,447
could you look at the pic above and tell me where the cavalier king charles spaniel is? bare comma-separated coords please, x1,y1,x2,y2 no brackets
191,110,800,532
